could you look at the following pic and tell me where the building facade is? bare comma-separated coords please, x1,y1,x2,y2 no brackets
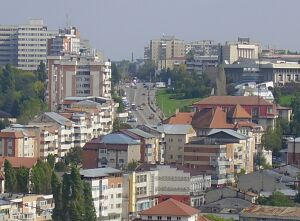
0,20,56,70
47,54,111,111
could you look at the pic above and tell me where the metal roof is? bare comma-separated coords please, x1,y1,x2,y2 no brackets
127,128,155,138
102,133,140,145
208,129,248,140
45,112,72,125
80,167,121,178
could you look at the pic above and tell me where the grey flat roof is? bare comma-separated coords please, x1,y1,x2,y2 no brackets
80,167,121,178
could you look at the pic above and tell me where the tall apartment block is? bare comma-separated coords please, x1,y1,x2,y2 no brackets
47,54,111,111
145,35,186,70
0,20,56,70
222,37,261,64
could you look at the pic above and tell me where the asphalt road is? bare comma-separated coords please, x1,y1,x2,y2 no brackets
123,83,162,126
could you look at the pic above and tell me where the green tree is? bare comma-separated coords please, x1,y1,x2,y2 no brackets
4,160,17,192
62,173,71,220
31,161,52,194
51,172,63,221
127,160,139,171
35,61,47,82
47,154,56,169
65,146,83,166
257,191,295,207
16,167,29,193
54,161,68,172
261,127,282,154
83,182,97,221
290,94,300,136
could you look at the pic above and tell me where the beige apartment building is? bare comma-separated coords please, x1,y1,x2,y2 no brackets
0,19,57,70
147,36,186,69
47,54,111,111
222,37,260,64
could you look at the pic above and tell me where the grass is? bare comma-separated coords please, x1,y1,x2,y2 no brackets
279,94,294,107
156,89,201,118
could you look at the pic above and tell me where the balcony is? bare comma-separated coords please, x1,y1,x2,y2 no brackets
210,156,230,167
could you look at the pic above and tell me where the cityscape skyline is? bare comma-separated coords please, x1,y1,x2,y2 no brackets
1,0,300,60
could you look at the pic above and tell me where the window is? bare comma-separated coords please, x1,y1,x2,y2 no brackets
118,183,122,188
167,216,171,220
110,204,114,209
117,193,122,198
267,107,273,114
137,175,147,183
157,216,162,220
177,217,181,220
119,159,124,163
251,107,259,117
148,216,152,220
136,187,147,195
116,204,121,208
110,194,113,199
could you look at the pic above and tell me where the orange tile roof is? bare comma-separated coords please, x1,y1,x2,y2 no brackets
192,107,233,129
0,157,38,168
164,112,194,124
232,104,251,119
234,121,259,129
140,198,199,216
194,96,272,106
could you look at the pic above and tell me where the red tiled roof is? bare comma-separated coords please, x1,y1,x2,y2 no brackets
193,96,272,106
232,104,251,119
140,198,199,216
192,107,233,129
0,157,38,168
164,112,194,125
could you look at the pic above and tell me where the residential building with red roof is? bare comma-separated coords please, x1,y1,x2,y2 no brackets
138,198,200,221
193,96,278,129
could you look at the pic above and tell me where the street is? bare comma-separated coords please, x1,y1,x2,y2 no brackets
123,83,162,126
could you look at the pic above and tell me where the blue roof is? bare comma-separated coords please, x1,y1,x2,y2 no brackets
102,133,140,145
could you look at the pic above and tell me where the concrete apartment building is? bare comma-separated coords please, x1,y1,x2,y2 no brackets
0,19,56,70
0,193,53,221
0,128,37,158
29,112,75,158
120,129,159,164
129,164,211,214
80,167,128,221
47,54,111,111
82,133,141,169
184,129,254,186
222,37,261,64
145,35,186,70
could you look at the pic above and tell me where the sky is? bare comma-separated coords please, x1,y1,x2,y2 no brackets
1,0,300,60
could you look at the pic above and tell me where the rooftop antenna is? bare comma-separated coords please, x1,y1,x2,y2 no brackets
66,13,70,27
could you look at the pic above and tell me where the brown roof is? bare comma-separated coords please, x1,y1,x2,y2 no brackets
232,104,251,119
194,96,272,106
192,107,233,129
140,198,199,216
164,112,194,124
58,112,73,120
0,157,38,168
234,121,259,129
241,205,300,219
0,131,24,138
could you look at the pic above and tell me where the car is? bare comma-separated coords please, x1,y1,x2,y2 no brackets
127,117,137,122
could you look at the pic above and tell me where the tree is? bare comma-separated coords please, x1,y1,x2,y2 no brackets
4,160,17,192
31,161,52,194
51,172,63,221
35,61,47,82
65,146,83,166
112,118,132,132
83,182,97,221
261,126,282,154
62,173,71,220
127,160,139,171
54,161,68,172
16,167,29,193
257,191,295,207
290,93,300,136
47,154,56,169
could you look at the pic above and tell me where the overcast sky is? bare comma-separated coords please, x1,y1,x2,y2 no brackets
1,0,299,60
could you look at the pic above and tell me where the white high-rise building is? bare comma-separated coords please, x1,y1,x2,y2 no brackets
0,19,57,70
